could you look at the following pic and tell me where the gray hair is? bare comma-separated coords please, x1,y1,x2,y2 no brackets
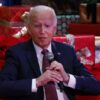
25,5,57,26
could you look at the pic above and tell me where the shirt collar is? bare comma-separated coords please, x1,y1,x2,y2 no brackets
32,42,52,54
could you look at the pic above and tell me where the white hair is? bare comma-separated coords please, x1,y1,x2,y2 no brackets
27,5,57,26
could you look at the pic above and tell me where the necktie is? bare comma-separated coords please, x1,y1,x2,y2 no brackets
42,49,58,100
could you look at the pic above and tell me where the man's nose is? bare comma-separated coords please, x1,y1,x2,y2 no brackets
41,26,46,33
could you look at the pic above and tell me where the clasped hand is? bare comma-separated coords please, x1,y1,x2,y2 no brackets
36,61,69,87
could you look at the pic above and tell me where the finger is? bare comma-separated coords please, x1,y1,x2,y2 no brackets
50,61,63,71
44,71,59,83
49,61,59,70
45,70,63,83
50,71,63,81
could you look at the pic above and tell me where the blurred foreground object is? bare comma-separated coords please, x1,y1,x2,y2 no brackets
80,3,100,23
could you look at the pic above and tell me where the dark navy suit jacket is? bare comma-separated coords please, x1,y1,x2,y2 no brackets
0,39,100,100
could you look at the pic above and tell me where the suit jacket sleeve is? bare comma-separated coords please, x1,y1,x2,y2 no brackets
69,46,100,94
0,48,32,97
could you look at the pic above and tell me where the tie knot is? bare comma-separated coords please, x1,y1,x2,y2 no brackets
41,49,48,55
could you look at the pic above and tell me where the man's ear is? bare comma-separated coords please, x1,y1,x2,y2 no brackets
53,26,57,35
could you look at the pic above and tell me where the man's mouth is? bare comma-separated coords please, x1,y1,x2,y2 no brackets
39,37,47,39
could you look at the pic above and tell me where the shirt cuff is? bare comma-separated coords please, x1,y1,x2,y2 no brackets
63,74,76,89
31,79,38,92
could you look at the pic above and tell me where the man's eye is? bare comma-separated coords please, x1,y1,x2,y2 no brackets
45,25,50,27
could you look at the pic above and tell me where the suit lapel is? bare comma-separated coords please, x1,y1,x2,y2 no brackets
52,41,69,72
25,40,41,77
52,41,62,62
25,40,69,77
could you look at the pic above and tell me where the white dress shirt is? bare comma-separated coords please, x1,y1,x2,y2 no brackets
31,42,76,100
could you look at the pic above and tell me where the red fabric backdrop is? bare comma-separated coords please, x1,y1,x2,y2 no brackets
68,23,100,36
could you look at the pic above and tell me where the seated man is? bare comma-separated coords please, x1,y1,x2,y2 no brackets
0,5,100,100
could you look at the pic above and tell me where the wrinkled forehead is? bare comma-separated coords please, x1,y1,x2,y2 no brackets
31,11,54,21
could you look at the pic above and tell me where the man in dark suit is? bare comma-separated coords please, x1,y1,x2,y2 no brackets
0,5,100,100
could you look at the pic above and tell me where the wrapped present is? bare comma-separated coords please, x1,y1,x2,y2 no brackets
80,3,100,23
0,6,30,22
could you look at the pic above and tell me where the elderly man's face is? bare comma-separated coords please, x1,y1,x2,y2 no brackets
28,11,57,48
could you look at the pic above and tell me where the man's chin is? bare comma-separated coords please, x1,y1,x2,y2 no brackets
39,42,50,48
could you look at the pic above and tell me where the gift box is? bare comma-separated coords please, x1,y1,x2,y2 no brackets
80,3,100,23
0,6,30,22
